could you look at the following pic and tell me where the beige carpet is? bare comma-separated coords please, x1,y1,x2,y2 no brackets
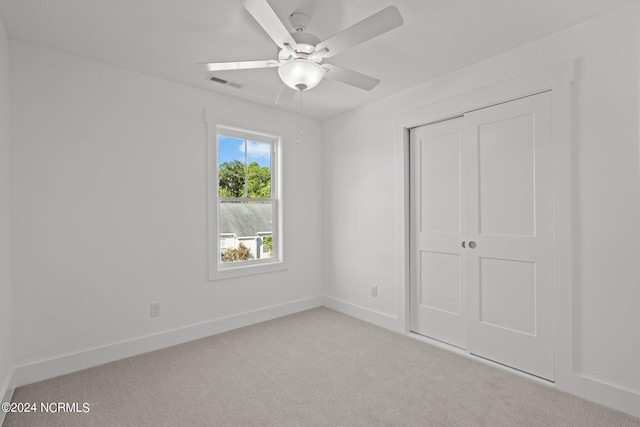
4,307,640,426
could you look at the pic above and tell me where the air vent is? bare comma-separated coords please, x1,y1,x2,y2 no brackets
207,74,245,89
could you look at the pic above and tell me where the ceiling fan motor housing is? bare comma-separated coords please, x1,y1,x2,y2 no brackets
278,32,320,59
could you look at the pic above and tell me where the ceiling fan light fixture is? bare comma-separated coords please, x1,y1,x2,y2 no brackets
278,58,325,91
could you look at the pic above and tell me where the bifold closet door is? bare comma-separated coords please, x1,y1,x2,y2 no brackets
409,117,466,348
464,91,554,381
409,91,555,381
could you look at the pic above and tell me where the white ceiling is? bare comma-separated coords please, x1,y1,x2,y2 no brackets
0,0,636,119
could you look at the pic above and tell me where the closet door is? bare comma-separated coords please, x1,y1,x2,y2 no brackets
409,117,466,348
464,91,554,380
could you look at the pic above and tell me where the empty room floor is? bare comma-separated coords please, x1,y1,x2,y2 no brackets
4,307,640,426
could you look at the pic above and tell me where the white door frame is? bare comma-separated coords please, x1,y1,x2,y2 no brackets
395,61,575,390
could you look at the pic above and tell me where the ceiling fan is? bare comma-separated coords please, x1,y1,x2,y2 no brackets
202,0,403,92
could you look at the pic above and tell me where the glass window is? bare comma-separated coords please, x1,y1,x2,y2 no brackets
213,126,281,276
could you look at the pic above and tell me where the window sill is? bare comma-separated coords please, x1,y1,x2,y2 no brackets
209,261,288,281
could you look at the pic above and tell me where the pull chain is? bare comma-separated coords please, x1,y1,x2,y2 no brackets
296,89,302,145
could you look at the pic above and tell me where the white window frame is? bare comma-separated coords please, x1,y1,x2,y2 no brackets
206,108,286,281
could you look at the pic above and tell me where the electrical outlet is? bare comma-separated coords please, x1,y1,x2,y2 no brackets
150,302,160,317
371,285,378,297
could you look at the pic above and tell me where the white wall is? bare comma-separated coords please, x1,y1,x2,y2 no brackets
0,13,13,410
10,42,323,375
323,2,640,417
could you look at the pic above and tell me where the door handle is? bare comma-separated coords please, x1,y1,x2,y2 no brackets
469,241,477,249
462,241,466,248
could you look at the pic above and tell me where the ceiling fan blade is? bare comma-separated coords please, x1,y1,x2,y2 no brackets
322,63,380,91
308,48,329,62
201,59,280,71
316,6,403,58
240,0,298,50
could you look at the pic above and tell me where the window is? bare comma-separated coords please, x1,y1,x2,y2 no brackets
206,111,285,280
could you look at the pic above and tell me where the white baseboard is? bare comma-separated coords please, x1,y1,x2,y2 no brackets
1,366,15,426
13,295,323,388
323,296,399,332
569,373,640,419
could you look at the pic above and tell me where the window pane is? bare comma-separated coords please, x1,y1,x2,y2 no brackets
247,140,271,198
219,201,273,264
218,136,246,197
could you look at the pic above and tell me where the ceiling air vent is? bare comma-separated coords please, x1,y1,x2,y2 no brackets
207,74,245,89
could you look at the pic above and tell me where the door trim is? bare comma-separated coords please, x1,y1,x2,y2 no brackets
395,60,576,390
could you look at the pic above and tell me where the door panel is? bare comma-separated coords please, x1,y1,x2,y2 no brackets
410,117,466,348
479,257,536,336
419,130,461,234
465,91,554,380
478,114,535,237
420,251,461,315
